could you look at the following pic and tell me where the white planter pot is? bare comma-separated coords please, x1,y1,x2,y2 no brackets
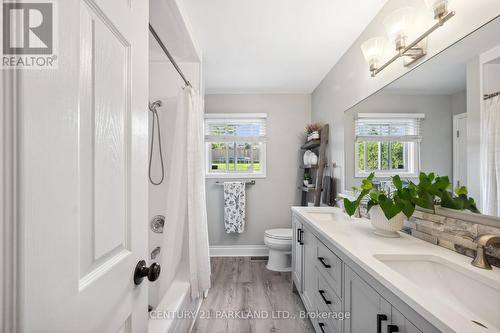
369,205,404,238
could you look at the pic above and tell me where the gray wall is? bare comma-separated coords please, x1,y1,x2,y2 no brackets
205,94,311,246
484,63,500,93
311,0,500,195
344,94,454,190
451,90,467,115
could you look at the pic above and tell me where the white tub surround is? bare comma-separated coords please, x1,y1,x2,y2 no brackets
292,207,500,333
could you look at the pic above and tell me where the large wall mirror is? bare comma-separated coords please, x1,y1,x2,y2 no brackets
343,15,500,219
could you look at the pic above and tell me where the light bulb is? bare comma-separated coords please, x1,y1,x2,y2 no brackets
424,0,450,19
361,37,386,73
383,7,414,51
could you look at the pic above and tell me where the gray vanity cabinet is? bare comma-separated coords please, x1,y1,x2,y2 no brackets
302,227,317,312
344,265,423,333
292,216,316,312
390,308,422,333
292,217,304,293
344,266,391,333
292,212,432,333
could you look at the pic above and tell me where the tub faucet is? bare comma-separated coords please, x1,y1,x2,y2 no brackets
472,234,500,270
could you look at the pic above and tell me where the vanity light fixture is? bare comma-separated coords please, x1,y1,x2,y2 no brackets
360,37,386,74
383,7,414,52
361,0,455,77
424,0,452,19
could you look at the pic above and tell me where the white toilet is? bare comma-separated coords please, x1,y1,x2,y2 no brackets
264,228,293,272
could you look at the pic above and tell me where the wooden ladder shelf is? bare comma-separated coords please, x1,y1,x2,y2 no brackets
299,124,329,206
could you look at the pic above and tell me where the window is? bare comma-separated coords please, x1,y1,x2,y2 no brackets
355,113,424,177
205,113,267,178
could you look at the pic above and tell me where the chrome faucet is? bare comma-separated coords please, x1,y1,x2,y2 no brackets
472,234,500,269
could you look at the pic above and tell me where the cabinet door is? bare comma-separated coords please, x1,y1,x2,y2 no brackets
292,217,303,293
344,266,391,333
390,308,422,333
302,228,317,311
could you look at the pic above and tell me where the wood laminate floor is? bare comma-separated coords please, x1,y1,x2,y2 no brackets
192,257,314,333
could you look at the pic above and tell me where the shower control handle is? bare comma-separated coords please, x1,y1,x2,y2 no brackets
134,260,161,285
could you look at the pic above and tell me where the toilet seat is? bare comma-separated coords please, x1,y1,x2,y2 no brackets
264,228,292,240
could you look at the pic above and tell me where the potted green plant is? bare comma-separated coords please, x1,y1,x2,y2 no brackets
405,172,479,213
303,173,312,187
343,172,479,237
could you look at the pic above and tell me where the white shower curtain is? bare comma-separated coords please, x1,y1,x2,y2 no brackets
480,95,500,216
160,87,211,300
184,87,211,299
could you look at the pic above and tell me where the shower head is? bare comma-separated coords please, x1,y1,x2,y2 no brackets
149,100,162,112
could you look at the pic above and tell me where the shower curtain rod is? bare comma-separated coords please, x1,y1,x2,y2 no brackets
484,91,500,100
149,23,192,88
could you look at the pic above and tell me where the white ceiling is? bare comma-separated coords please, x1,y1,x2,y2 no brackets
182,0,388,94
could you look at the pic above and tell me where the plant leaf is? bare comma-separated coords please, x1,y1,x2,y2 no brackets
378,195,402,220
367,199,378,213
343,198,356,216
395,196,415,218
440,191,462,210
392,175,403,191
455,186,468,196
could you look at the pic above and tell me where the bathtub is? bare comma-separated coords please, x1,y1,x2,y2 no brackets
149,266,202,333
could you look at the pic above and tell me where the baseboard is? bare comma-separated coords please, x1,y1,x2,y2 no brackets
209,245,269,257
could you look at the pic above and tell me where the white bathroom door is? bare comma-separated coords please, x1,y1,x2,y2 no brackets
453,113,468,188
17,0,150,332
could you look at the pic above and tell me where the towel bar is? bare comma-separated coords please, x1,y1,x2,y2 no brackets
215,180,256,186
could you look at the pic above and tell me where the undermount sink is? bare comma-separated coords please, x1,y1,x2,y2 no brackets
307,212,336,221
374,254,500,332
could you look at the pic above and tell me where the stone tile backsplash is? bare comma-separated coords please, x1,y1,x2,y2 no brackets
402,210,500,268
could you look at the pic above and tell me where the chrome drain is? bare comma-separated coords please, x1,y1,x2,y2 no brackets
471,320,488,329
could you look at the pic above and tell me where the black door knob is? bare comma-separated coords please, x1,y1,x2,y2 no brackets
134,260,161,285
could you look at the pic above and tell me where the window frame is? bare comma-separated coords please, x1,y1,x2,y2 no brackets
355,140,420,178
204,113,267,179
354,113,423,178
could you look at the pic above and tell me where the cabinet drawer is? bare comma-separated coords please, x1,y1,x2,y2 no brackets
315,319,339,333
315,269,342,333
315,239,342,298
316,269,342,313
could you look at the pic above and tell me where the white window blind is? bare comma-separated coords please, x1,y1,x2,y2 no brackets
355,113,424,142
204,114,267,142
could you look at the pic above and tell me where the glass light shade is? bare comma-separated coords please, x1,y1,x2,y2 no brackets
424,0,450,19
361,37,386,70
383,7,414,50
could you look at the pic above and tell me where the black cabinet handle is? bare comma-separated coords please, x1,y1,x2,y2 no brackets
387,325,399,333
297,228,302,244
377,314,388,333
317,256,331,268
318,322,326,333
318,289,332,305
299,229,304,245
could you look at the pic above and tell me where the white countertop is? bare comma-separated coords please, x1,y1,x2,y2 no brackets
292,206,500,333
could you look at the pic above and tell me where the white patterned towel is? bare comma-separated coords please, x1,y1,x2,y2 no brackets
223,182,246,233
